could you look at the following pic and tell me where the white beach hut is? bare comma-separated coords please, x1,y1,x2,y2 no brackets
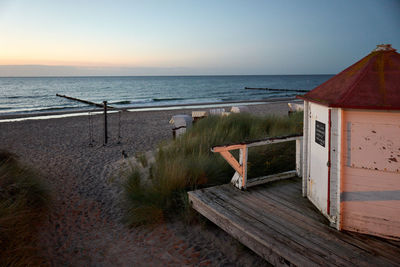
298,44,400,240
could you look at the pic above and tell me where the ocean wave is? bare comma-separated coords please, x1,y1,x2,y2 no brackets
111,99,154,105
1,106,81,114
0,75,331,115
4,94,51,99
112,97,186,105
110,100,132,105
221,97,238,101
152,97,185,102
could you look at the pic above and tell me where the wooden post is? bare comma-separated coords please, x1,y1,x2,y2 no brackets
302,101,309,197
88,111,93,147
117,110,122,144
103,101,108,145
296,137,303,177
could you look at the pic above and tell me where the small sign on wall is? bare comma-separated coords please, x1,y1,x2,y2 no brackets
315,120,326,147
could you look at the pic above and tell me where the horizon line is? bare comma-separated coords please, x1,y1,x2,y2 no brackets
0,74,334,78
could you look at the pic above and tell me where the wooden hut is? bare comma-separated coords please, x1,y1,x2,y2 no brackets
298,44,400,240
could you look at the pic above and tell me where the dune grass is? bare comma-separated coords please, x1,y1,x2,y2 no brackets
0,150,50,266
123,112,303,226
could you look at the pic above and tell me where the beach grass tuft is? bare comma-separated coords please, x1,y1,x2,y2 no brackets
0,150,50,266
123,112,303,226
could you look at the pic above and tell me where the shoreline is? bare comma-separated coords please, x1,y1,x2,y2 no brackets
0,96,300,122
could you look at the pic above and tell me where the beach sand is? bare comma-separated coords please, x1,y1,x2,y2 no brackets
0,102,289,266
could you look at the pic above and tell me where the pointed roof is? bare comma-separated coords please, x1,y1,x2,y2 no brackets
298,44,400,110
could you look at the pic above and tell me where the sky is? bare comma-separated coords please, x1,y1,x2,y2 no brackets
0,0,399,76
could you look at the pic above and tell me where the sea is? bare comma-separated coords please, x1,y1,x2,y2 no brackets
0,75,332,115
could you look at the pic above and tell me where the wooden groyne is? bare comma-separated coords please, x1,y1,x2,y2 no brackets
56,94,114,108
245,87,309,93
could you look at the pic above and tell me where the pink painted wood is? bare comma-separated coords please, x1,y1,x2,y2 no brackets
341,110,400,240
219,150,244,176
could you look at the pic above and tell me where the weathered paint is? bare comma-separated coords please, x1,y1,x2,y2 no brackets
329,108,342,228
295,138,303,177
327,109,332,215
219,150,244,176
342,167,400,192
307,102,329,215
341,109,400,240
213,144,248,189
348,122,400,172
302,101,309,197
240,146,248,188
341,201,400,239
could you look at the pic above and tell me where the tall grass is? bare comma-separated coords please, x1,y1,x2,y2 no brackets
123,112,303,226
0,150,50,266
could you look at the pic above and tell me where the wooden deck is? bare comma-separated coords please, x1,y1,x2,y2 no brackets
188,178,400,266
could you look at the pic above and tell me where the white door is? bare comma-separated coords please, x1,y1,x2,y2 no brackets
308,102,329,214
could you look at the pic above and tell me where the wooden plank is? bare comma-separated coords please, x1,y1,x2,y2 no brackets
246,170,297,188
257,183,330,224
204,188,341,266
211,134,302,151
239,181,400,265
188,191,297,266
189,179,400,266
212,144,245,152
341,201,400,241
219,151,243,176
253,183,329,223
344,230,400,257
231,187,399,266
240,146,248,188
188,190,320,266
296,138,303,177
247,136,300,148
258,183,400,262
213,186,364,266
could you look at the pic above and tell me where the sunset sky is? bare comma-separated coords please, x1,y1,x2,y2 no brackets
0,0,399,76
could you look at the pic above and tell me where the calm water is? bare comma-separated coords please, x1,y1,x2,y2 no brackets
0,75,332,115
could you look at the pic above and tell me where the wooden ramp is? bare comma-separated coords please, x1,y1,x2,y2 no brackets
188,178,400,266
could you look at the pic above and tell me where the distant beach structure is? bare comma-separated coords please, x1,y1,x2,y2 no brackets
299,44,400,240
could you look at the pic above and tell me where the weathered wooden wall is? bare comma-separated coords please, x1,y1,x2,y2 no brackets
341,109,400,240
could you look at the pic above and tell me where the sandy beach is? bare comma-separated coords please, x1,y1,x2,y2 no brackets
0,102,289,266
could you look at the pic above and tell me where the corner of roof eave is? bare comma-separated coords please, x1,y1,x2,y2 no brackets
297,96,331,107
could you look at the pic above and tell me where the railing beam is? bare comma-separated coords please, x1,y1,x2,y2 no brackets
212,135,303,190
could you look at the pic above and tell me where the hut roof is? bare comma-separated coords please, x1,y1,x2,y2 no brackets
298,44,400,110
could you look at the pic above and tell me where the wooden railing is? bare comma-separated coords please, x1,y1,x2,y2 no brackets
211,134,303,190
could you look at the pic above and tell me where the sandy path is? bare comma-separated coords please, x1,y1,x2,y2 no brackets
0,103,287,266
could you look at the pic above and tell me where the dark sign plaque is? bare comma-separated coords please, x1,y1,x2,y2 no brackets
315,120,326,147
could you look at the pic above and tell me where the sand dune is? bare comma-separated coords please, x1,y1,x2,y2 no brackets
0,102,288,266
